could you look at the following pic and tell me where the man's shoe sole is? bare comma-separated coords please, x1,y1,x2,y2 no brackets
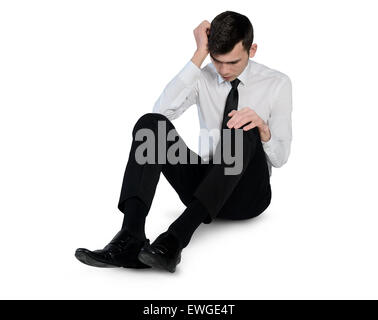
75,248,151,269
75,249,119,268
137,250,181,273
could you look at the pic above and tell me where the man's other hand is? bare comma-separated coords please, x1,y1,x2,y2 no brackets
227,108,272,142
191,20,210,68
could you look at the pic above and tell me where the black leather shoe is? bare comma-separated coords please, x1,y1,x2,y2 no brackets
137,230,183,273
75,229,152,269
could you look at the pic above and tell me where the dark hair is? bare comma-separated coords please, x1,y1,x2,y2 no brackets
208,11,254,56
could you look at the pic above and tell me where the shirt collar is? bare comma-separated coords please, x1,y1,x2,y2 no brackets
217,58,250,86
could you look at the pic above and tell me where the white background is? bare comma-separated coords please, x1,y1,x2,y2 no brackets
1,0,377,300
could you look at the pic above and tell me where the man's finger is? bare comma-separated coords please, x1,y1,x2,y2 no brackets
234,119,251,129
242,122,256,131
227,114,241,127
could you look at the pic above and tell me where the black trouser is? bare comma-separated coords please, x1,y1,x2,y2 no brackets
117,113,272,224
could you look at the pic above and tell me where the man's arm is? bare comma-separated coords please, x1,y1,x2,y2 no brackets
261,76,293,168
152,21,210,120
152,58,201,120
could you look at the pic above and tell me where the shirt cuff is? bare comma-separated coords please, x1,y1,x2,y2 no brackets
178,60,202,86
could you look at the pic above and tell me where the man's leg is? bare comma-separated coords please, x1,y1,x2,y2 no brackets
215,128,272,221
119,114,269,250
191,126,263,222
135,121,271,272
138,128,267,272
164,126,270,248
75,112,209,269
117,113,211,241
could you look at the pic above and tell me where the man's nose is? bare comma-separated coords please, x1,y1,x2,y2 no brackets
219,64,230,75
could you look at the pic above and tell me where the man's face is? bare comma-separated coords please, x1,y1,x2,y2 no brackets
210,41,256,82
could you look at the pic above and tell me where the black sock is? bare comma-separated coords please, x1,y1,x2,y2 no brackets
167,197,209,248
121,197,148,240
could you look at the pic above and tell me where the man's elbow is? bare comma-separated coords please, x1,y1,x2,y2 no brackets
151,103,176,121
271,158,289,168
272,143,291,168
271,150,291,168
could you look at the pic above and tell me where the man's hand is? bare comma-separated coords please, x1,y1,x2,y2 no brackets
191,20,211,68
227,108,271,142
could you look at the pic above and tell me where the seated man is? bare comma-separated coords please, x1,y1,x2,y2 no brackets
75,10,293,273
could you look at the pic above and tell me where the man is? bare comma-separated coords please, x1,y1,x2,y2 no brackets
75,11,292,273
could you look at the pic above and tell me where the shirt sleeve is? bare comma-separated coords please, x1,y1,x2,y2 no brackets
261,76,293,168
152,60,201,120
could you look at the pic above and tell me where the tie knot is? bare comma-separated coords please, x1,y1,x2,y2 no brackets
231,78,241,89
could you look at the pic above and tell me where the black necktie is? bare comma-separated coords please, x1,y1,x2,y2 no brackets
214,78,241,163
221,78,241,130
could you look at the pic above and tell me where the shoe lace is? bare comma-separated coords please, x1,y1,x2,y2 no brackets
154,244,168,254
108,236,132,253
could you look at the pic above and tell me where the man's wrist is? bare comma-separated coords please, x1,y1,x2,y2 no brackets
191,49,208,68
259,124,271,142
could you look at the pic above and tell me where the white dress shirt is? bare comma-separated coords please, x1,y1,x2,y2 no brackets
152,58,293,177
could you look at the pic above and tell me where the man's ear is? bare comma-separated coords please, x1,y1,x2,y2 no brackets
249,44,257,58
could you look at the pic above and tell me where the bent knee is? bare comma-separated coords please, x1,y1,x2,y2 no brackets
132,112,170,137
